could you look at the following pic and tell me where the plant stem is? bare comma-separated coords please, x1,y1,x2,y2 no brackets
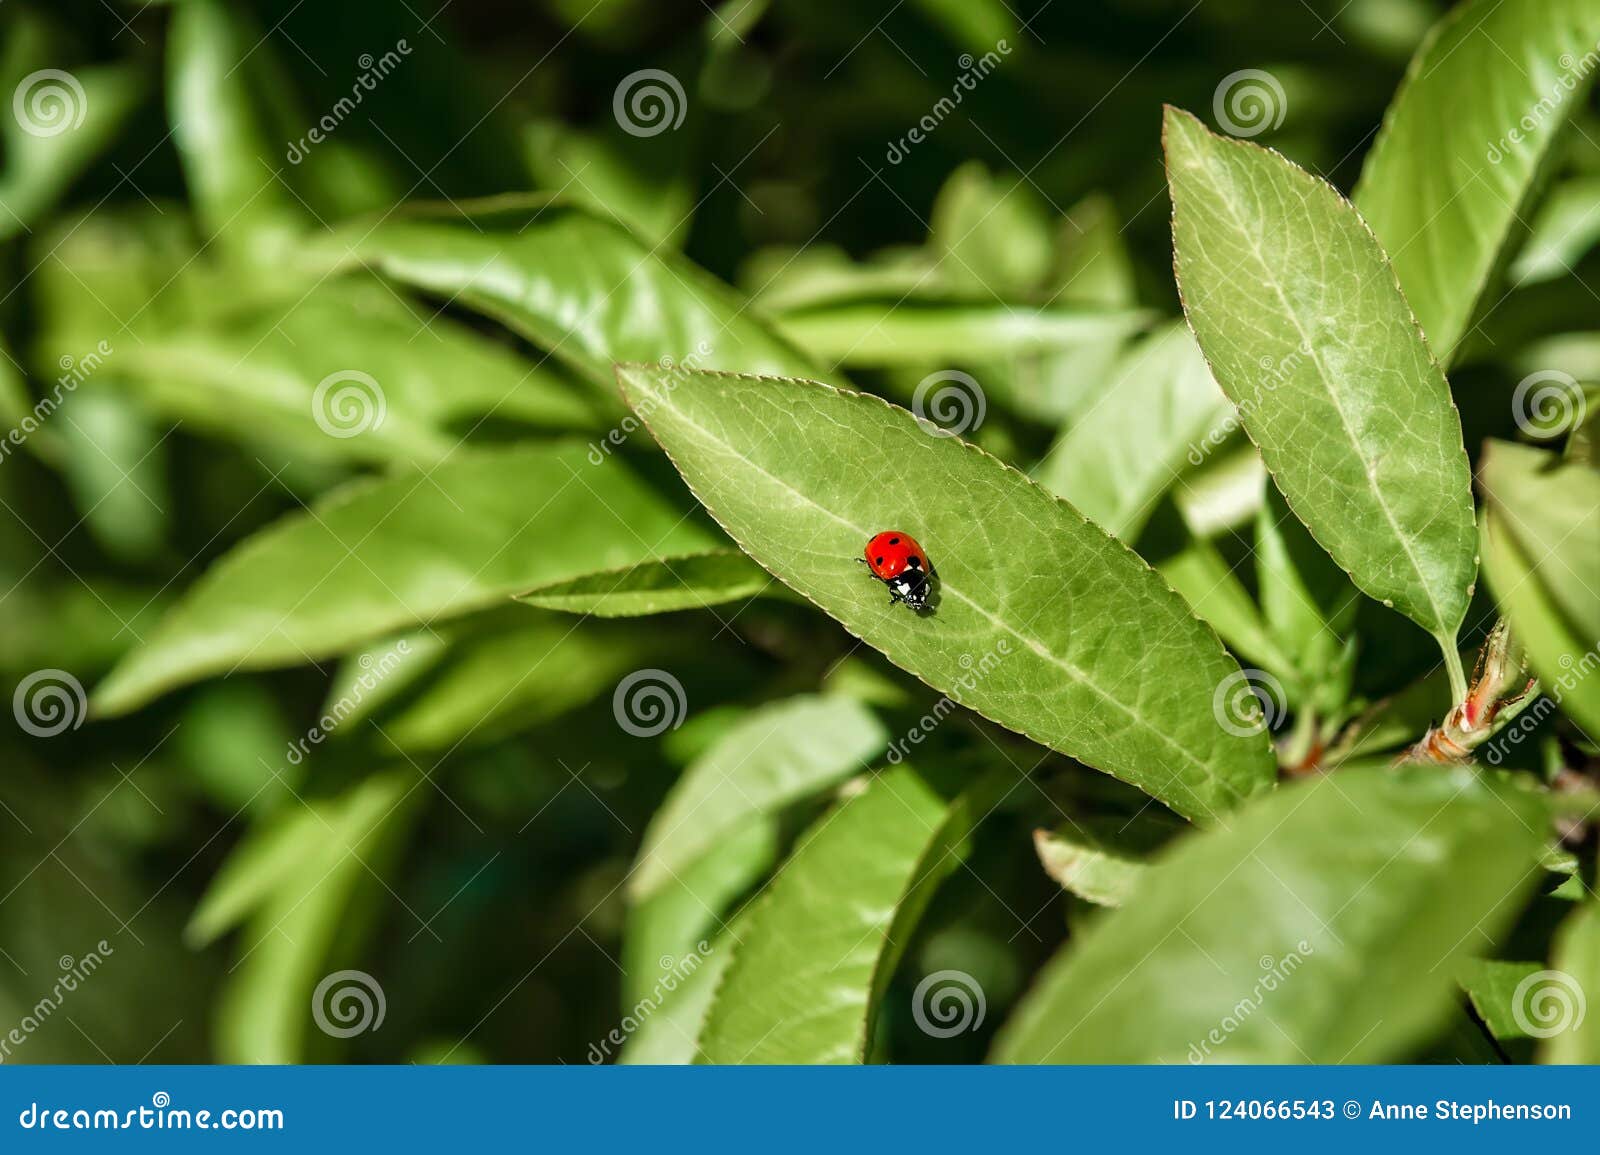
1437,633,1469,706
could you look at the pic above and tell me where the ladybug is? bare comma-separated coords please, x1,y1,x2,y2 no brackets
860,531,933,611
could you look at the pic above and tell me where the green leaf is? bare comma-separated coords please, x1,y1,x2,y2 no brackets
930,162,1053,297
617,365,1275,822
992,766,1549,1063
1482,508,1600,738
1256,484,1360,688
696,766,986,1063
1511,175,1600,287
518,550,772,618
616,921,740,1065
1033,810,1181,907
1166,107,1477,658
378,613,649,751
1456,957,1547,1042
213,772,418,1063
114,280,599,462
1480,439,1600,644
1354,0,1600,361
1153,530,1296,681
312,199,837,392
92,443,721,714
1542,901,1600,1062
621,814,778,1009
630,694,887,901
772,298,1149,368
1035,322,1229,541
167,0,307,257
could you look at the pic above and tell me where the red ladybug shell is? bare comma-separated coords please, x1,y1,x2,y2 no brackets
863,531,926,579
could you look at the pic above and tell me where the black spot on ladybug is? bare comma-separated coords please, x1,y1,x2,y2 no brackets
888,537,899,544
875,556,884,565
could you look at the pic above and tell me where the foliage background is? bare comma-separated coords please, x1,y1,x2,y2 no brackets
0,0,1596,1065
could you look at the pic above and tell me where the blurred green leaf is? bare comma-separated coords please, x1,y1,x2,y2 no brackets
697,766,987,1063
93,444,722,714
1036,322,1228,541
618,364,1275,822
1033,810,1181,907
630,694,887,901
1542,901,1600,1062
993,767,1548,1063
1511,175,1600,287
1166,108,1477,662
518,550,772,617
1355,0,1600,361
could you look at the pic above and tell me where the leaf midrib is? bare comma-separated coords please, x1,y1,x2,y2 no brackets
1197,158,1449,632
652,385,1235,802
